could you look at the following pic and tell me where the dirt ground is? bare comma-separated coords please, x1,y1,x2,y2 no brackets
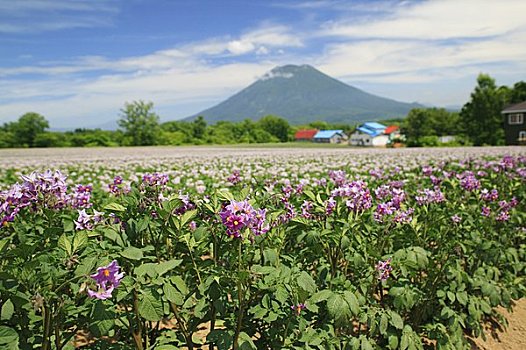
471,298,526,350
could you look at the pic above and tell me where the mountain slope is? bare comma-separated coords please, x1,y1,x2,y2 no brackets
186,64,421,124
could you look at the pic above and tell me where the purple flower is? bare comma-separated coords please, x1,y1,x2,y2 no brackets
219,200,269,238
415,188,445,205
451,214,462,223
496,211,510,222
290,303,306,316
332,181,372,213
375,258,393,282
481,206,491,217
87,260,124,300
227,170,241,185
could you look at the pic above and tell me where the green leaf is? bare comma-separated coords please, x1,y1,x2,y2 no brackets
73,230,88,252
343,291,360,315
297,271,316,293
327,293,351,324
361,337,374,350
447,291,456,303
309,289,333,304
388,335,399,350
58,234,72,255
134,263,158,278
163,283,184,305
75,256,98,277
389,310,404,330
155,259,183,277
90,300,115,337
456,291,468,306
120,246,143,260
380,312,389,335
104,202,126,212
1,300,14,321
171,276,188,295
180,210,197,227
238,331,257,350
139,290,164,321
0,326,18,346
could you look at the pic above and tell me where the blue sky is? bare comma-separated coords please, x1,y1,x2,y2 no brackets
1,0,525,128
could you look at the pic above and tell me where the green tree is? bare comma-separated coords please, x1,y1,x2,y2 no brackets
510,81,526,103
460,74,504,146
192,116,207,140
401,109,436,146
11,112,49,147
257,115,290,142
118,101,160,146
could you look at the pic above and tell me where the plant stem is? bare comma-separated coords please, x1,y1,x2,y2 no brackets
132,289,144,350
170,302,193,350
42,301,52,350
233,239,245,350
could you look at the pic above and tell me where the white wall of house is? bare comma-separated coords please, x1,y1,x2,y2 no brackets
350,133,372,146
372,135,389,146
350,132,388,146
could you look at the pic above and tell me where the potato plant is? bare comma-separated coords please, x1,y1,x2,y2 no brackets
0,149,524,349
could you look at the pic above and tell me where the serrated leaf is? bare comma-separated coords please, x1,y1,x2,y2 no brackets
1,300,14,321
120,246,143,260
297,271,316,293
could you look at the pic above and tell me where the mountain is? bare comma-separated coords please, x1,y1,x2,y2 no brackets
185,64,421,124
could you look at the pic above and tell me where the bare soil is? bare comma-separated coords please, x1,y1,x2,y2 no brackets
471,298,526,350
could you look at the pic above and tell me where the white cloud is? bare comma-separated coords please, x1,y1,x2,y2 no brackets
321,0,526,40
0,0,118,33
1,1,526,126
227,40,256,55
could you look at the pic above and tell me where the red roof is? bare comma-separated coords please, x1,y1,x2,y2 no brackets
294,129,318,139
384,125,399,135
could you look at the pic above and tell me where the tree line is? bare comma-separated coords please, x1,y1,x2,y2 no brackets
401,75,526,146
1,74,525,148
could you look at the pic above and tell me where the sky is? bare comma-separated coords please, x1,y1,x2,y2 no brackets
1,0,525,129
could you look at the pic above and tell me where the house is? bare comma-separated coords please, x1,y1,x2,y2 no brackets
384,125,402,142
349,122,389,146
501,101,526,145
294,129,318,142
438,135,456,144
312,130,347,144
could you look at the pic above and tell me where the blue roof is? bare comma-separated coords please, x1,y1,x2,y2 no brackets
362,122,386,130
357,126,380,136
314,129,344,139
356,122,386,137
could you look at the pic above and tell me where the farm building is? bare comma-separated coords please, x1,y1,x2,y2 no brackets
312,130,347,143
349,122,389,146
384,125,402,141
501,101,526,145
294,129,318,142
